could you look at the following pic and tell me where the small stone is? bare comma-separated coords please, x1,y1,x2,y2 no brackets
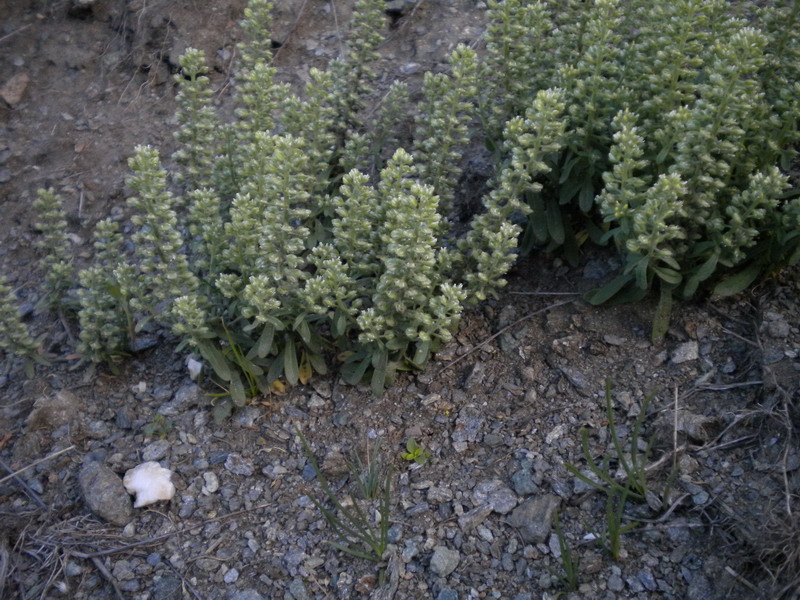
202,472,220,494
472,480,518,514
151,576,182,600
146,553,162,567
511,469,538,496
223,568,239,583
506,495,560,544
224,453,254,476
436,589,458,600
458,504,493,533
0,72,30,106
142,439,170,462
288,578,310,600
230,590,266,600
559,367,593,394
186,357,203,380
671,341,699,364
608,573,625,592
427,486,454,504
638,568,657,591
767,319,790,338
79,460,132,526
429,546,460,577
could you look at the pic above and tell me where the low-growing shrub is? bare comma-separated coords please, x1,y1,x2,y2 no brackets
478,0,800,339
21,0,542,415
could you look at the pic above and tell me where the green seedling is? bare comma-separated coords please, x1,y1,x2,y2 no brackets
143,414,172,440
400,438,431,465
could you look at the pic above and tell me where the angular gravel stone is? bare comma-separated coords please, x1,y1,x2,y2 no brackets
436,589,458,600
457,504,493,533
511,469,537,496
506,494,560,544
472,480,518,514
224,453,254,476
142,438,170,462
79,460,132,526
671,341,699,364
151,576,181,600
430,546,460,577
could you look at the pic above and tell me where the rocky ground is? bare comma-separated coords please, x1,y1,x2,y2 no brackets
1,1,799,599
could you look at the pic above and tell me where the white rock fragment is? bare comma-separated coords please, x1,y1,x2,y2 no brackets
187,357,203,381
123,462,176,508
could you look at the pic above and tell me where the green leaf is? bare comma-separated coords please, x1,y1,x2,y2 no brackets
528,192,548,243
652,282,673,344
713,260,764,296
197,340,232,382
652,265,682,286
370,347,389,396
546,196,565,245
295,319,312,345
268,347,285,382
229,371,247,406
255,324,276,359
584,273,633,305
412,341,431,367
634,258,649,290
683,251,719,299
332,310,348,338
578,179,595,213
308,352,328,375
284,341,299,386
341,352,370,385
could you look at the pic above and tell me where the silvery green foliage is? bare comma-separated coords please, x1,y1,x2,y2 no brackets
461,89,567,302
173,49,220,190
481,0,553,142
414,45,478,216
341,80,409,176
0,276,39,360
477,0,800,311
32,188,72,307
126,146,199,318
356,149,466,348
70,0,532,401
77,218,131,361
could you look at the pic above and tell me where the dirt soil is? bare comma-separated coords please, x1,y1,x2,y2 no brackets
1,1,799,600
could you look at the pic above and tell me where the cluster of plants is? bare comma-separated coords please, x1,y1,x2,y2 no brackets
477,0,800,340
2,0,799,395
2,0,544,411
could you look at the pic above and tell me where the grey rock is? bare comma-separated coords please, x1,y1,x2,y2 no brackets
230,590,266,600
429,546,460,577
506,494,560,544
79,460,132,526
427,486,454,504
671,341,699,364
436,589,458,600
608,572,625,592
686,573,714,600
142,438,170,462
288,579,310,600
472,480,518,514
638,568,657,591
766,319,790,338
159,382,202,416
457,504,493,533
224,453,254,476
223,568,239,583
559,366,593,394
511,469,538,496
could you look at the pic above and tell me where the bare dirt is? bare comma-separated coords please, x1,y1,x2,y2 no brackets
1,1,799,600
